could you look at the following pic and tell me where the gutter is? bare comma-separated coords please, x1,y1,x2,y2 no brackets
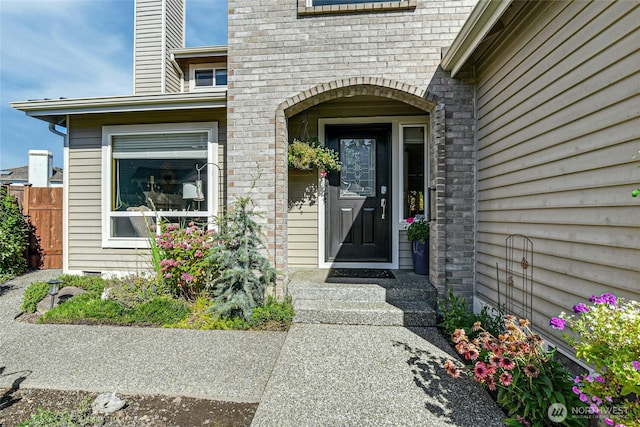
12,92,227,124
441,0,513,77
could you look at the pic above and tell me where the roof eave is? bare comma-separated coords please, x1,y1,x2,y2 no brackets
441,0,513,77
11,91,227,124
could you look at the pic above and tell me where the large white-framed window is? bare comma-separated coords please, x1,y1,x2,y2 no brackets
400,124,428,222
189,63,227,91
101,122,219,248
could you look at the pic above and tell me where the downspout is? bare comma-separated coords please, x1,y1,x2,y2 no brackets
48,117,68,274
169,53,185,93
48,121,66,138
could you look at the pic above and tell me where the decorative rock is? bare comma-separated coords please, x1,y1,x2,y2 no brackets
92,391,126,414
36,286,86,314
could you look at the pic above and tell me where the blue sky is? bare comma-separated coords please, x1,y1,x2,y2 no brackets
0,0,228,170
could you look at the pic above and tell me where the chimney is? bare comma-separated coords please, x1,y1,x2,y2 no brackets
28,150,53,188
133,0,185,95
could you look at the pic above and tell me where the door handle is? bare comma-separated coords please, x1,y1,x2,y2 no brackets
381,198,386,220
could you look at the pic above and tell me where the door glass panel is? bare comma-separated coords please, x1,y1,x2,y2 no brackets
340,138,376,197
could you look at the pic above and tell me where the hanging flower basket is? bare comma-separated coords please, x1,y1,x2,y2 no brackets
288,139,341,174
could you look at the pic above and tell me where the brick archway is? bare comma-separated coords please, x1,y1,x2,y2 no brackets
273,77,444,284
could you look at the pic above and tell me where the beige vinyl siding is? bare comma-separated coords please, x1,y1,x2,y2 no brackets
474,0,640,348
287,170,318,268
399,230,412,269
134,0,163,94
164,0,184,93
67,110,226,274
134,0,184,94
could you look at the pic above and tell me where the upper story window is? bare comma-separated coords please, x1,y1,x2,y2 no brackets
190,64,227,91
298,0,416,15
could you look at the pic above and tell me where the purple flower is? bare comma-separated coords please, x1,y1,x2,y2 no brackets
590,293,617,306
632,360,640,371
592,396,602,405
595,375,604,383
586,375,594,383
574,376,580,383
573,303,590,314
549,317,565,330
579,393,588,402
605,396,613,403
605,418,614,426
572,386,581,395
589,404,599,414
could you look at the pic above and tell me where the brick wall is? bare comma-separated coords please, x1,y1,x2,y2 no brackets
227,0,477,300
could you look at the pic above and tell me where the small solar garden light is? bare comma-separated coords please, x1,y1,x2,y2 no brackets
47,279,62,309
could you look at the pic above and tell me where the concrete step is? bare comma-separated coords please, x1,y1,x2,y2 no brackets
293,300,404,326
288,281,386,303
293,299,437,327
287,269,439,327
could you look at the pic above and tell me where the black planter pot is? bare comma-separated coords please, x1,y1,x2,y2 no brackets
412,240,429,275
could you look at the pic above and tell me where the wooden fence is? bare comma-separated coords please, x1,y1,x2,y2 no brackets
8,185,63,269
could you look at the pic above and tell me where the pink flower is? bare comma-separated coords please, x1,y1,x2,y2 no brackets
181,273,194,282
499,372,512,386
194,250,203,258
320,170,328,178
406,217,414,224
499,357,515,370
465,348,479,361
164,273,171,279
474,362,488,379
486,376,497,391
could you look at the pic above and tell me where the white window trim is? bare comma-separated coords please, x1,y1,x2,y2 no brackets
317,116,428,269
101,122,219,249
399,124,429,224
189,63,227,92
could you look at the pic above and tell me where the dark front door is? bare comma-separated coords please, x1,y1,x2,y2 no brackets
325,124,391,262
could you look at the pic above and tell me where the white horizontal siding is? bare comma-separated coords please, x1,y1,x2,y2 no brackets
474,0,640,351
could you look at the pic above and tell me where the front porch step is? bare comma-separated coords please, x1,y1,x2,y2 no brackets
287,270,438,327
293,300,436,326
288,281,386,303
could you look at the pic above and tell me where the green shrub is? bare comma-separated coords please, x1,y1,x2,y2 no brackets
0,186,29,279
155,221,217,300
20,281,50,313
130,297,190,326
41,293,189,327
41,294,125,324
105,274,167,308
248,296,295,329
21,275,108,313
437,289,504,339
207,193,276,321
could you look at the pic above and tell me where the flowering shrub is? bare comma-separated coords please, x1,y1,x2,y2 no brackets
444,315,587,426
155,222,217,300
550,293,640,427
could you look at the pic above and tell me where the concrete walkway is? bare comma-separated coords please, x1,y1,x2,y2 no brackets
0,270,505,426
